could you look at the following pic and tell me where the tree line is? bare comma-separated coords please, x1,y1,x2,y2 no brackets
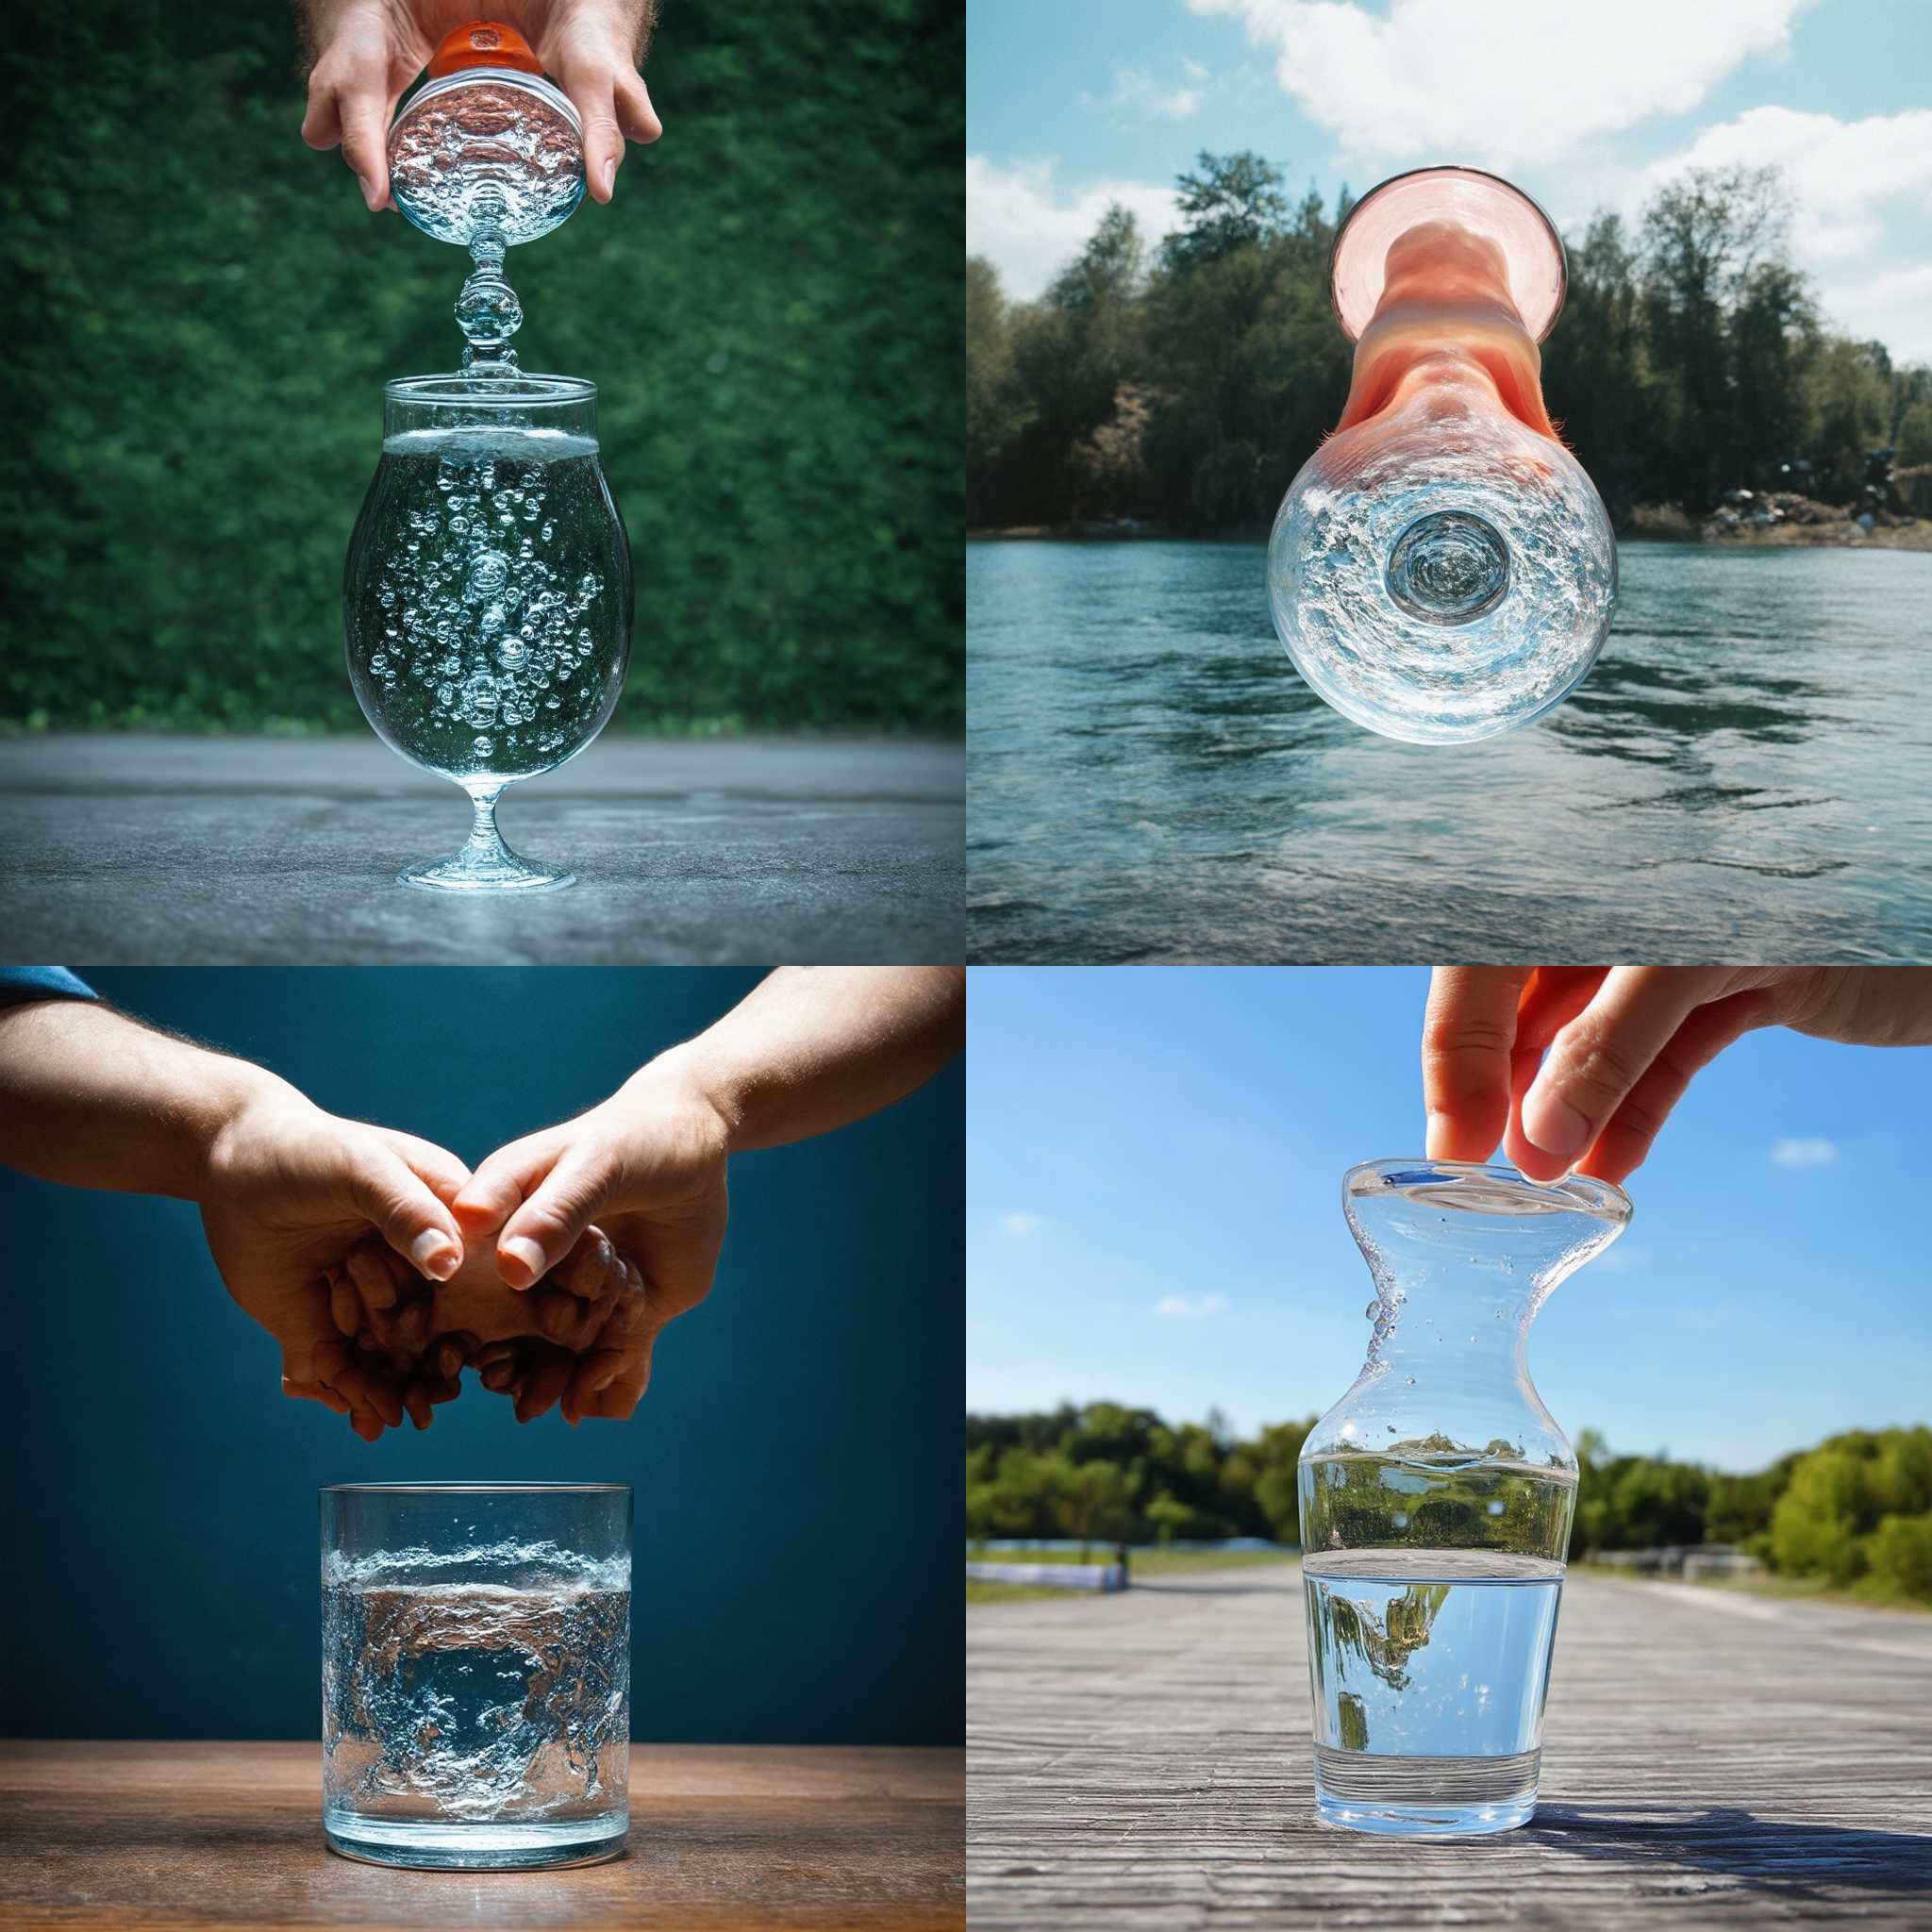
966,1403,1932,1603
967,154,1932,535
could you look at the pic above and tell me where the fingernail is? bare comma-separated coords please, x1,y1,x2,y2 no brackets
501,1238,544,1288
358,175,382,210
1522,1088,1590,1161
410,1232,458,1279
603,158,619,196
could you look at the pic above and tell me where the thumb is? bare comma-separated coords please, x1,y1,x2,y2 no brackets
343,1143,463,1281
495,1139,620,1291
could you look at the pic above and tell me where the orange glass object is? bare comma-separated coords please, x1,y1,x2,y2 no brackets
1265,167,1616,744
428,21,543,77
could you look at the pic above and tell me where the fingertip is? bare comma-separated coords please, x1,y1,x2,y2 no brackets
499,1237,545,1291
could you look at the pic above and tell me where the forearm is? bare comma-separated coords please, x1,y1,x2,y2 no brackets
637,967,965,1152
0,1002,290,1200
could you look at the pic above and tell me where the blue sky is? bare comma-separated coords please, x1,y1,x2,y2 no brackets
967,0,1932,362
966,967,1932,1473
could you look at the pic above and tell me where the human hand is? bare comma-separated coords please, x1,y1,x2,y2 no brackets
1423,967,1932,1185
197,1085,469,1440
325,1223,649,1426
299,1,662,213
444,1059,730,1423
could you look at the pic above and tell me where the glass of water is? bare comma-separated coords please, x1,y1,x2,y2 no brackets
343,375,633,891
321,1481,631,1870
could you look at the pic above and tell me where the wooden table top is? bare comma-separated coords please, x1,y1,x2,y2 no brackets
0,1741,963,1929
969,1561,1932,1927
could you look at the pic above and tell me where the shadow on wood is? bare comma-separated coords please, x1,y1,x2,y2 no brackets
1532,1807,1932,1901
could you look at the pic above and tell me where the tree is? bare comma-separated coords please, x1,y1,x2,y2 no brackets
1161,151,1291,275
966,256,1032,527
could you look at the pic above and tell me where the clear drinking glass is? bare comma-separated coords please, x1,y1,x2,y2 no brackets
1268,167,1617,742
343,374,633,891
321,1481,631,1870
1298,1160,1630,1837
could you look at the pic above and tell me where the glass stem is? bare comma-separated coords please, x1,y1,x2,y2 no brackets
462,783,510,866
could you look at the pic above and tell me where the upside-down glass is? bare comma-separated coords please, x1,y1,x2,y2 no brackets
343,375,632,891
1268,167,1617,742
1298,1161,1630,1837
321,1482,631,1869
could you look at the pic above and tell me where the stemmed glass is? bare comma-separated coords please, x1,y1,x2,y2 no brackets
344,373,632,891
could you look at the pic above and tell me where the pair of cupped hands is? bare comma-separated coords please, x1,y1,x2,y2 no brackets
201,1062,726,1440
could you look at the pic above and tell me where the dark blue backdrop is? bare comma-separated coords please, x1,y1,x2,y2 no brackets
2,969,961,1744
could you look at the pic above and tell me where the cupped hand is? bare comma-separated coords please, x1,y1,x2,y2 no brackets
197,1088,468,1440
300,1,662,213
448,1064,730,1422
1423,967,1932,1185
325,1223,649,1426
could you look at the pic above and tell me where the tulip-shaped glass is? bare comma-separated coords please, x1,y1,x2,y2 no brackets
344,375,632,890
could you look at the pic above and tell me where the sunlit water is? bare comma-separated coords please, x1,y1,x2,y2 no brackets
323,1540,628,1865
1303,1548,1562,1835
968,540,1932,961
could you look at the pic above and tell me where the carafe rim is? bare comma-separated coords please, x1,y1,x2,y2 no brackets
1342,1157,1630,1227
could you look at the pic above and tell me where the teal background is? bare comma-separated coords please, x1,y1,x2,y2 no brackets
1,0,962,734
0,969,963,1743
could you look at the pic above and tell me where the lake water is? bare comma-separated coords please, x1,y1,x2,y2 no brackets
968,540,1932,962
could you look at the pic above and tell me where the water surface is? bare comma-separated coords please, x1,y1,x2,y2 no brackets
968,541,1932,962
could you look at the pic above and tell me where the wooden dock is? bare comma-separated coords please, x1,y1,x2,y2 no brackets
968,1560,1932,1926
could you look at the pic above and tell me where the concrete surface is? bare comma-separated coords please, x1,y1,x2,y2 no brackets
0,735,963,964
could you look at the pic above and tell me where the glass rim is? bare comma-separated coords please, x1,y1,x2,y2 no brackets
395,66,583,135
1328,163,1568,344
320,1481,630,1494
1343,1157,1631,1225
384,373,595,408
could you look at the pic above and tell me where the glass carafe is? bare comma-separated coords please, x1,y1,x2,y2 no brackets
344,374,632,891
1298,1159,1630,1837
1268,168,1617,742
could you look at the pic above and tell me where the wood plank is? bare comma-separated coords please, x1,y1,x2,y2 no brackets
0,1741,963,1930
967,1561,1932,1927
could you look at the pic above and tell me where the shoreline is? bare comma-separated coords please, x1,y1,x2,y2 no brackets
969,523,1932,552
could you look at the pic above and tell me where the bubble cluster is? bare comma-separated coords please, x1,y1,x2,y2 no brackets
351,428,622,783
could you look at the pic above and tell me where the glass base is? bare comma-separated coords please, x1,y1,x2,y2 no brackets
397,852,574,892
1312,1745,1539,1838
324,1809,627,1870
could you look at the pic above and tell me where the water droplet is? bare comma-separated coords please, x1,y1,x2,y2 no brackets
495,635,528,670
1404,1375,1415,1386
472,734,493,757
1363,1300,1380,1321
541,520,553,541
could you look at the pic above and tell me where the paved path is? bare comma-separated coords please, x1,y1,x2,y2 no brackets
0,735,962,964
968,1560,1932,1927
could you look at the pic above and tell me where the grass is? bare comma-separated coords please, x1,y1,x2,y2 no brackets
1573,1560,1932,1615
966,1545,1299,1604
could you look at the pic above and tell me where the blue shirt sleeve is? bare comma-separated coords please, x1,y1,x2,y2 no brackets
0,968,98,1008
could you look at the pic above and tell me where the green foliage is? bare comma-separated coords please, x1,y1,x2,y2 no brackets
966,1410,1932,1605
963,1402,1313,1547
969,157,1929,534
0,0,961,733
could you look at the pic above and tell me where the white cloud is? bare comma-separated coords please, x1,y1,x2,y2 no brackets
966,154,1182,301
1187,0,1810,169
998,1212,1044,1238
1771,1137,1839,1168
1155,1293,1231,1318
1817,263,1932,365
1095,63,1204,122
